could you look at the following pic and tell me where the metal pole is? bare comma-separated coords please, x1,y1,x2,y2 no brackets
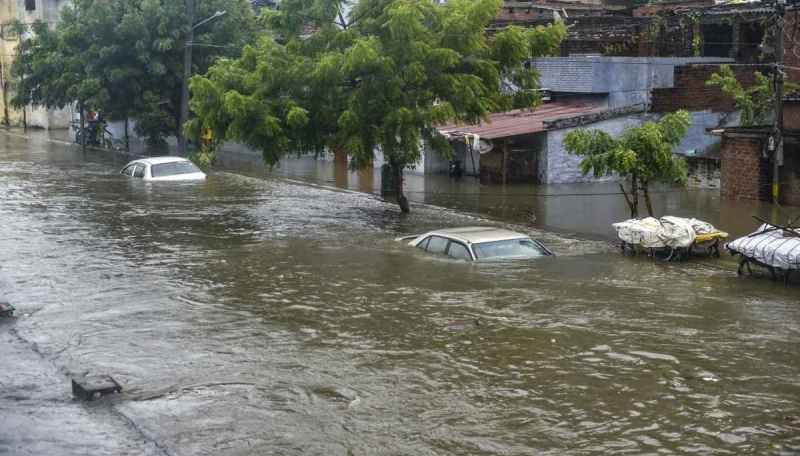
178,0,195,155
0,56,9,126
772,0,785,205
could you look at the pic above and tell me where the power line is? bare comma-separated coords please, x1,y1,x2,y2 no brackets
402,188,708,198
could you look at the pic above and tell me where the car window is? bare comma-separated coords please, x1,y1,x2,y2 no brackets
416,237,430,250
133,164,145,178
473,238,548,260
121,165,134,176
151,161,201,177
447,241,471,260
426,236,448,254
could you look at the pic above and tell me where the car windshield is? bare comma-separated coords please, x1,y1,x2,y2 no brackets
472,238,547,260
151,161,201,177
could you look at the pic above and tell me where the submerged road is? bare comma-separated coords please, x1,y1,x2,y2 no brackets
1,131,799,455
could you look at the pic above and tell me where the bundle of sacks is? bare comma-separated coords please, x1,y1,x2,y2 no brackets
612,216,722,249
727,225,800,270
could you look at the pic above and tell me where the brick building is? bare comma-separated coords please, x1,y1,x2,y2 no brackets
719,128,800,206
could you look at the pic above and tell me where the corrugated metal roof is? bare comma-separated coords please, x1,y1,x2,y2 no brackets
438,102,604,140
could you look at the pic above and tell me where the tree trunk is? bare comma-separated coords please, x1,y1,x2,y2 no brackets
619,183,633,213
629,175,639,218
392,162,410,213
502,140,509,185
642,181,654,217
124,117,130,151
79,102,86,153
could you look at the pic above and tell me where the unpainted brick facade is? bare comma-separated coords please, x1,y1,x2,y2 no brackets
651,64,767,113
719,132,800,206
784,101,800,131
782,143,800,207
720,134,770,201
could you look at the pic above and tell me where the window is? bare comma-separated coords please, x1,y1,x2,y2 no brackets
473,238,548,260
1,24,20,41
425,236,448,254
120,165,134,176
416,237,430,250
133,164,145,178
25,0,36,11
151,161,201,177
447,242,471,260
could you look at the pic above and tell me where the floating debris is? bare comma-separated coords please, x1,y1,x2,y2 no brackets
71,375,122,401
0,301,14,318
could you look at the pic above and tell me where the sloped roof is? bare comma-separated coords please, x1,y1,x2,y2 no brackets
437,102,604,140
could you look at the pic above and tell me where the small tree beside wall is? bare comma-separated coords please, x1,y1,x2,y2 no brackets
564,110,691,218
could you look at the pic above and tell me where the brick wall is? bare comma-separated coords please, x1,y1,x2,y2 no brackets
686,156,720,189
720,134,770,200
784,101,800,131
781,142,800,206
651,64,767,113
559,16,653,57
784,12,800,84
633,0,714,17
479,147,538,184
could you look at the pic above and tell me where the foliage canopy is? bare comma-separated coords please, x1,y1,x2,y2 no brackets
706,65,773,127
706,64,800,127
190,0,566,211
12,0,256,145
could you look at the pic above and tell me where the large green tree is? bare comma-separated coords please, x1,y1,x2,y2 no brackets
190,0,565,212
564,111,691,218
12,0,256,145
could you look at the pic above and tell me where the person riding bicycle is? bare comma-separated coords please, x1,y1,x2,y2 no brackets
86,111,104,146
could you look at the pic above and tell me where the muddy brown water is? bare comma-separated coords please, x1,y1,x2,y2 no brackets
1,131,799,455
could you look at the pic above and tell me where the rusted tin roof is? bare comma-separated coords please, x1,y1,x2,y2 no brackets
437,102,604,140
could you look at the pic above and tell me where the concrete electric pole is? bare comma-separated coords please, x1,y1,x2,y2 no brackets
772,0,786,205
178,5,225,156
178,0,195,156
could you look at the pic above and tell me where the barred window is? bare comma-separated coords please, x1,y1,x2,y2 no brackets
25,0,36,12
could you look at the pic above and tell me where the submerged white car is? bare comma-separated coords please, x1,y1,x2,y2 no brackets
120,157,206,181
400,227,553,261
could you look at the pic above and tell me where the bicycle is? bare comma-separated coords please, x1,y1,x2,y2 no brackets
72,120,115,149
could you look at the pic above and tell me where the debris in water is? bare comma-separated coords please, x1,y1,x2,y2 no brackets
0,301,14,318
446,319,480,331
71,375,122,401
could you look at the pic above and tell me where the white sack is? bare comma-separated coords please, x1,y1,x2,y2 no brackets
726,224,800,270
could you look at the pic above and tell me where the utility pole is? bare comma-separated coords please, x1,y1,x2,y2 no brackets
772,0,785,205
178,0,195,156
0,55,9,126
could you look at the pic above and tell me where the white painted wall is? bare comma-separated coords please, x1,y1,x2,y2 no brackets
543,115,647,184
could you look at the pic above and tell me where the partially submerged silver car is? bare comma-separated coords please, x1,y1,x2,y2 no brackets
400,227,553,261
120,156,206,181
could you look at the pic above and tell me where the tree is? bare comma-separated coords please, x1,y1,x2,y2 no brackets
190,0,566,212
706,64,800,127
706,65,773,127
563,111,691,218
12,0,256,145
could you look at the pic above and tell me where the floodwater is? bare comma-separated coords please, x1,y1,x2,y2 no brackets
1,130,800,456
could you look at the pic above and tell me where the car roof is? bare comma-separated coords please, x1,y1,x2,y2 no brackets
422,227,530,244
126,156,192,166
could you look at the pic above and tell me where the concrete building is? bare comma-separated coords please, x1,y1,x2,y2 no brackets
432,56,753,186
0,0,72,129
